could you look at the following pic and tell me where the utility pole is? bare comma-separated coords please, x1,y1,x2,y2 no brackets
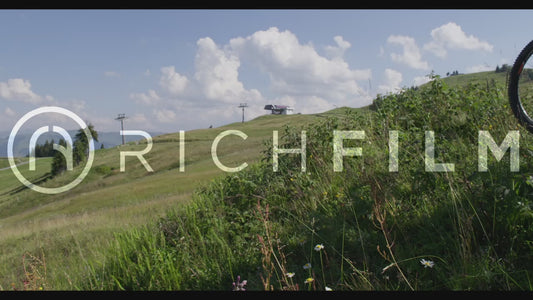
238,103,248,123
115,113,127,145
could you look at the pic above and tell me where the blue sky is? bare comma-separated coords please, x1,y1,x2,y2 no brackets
1,9,532,134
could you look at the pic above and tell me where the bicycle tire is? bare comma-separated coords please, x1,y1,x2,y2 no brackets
508,39,533,134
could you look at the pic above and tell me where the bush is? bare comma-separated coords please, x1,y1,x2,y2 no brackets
84,77,533,291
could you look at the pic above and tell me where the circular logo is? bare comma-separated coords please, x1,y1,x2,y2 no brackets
7,106,95,194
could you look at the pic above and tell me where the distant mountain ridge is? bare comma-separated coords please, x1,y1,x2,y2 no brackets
0,130,166,157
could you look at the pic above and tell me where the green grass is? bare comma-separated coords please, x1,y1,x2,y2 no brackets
0,157,28,169
1,70,533,291
438,70,509,89
0,158,50,197
83,72,533,291
0,111,328,290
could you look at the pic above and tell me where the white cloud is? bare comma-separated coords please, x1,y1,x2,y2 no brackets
194,37,262,104
159,66,188,96
465,64,493,73
229,27,371,108
423,40,447,58
4,107,15,117
129,113,148,123
0,78,42,104
412,75,434,87
44,95,55,103
153,108,177,123
125,113,157,131
378,68,403,94
325,35,351,59
130,89,160,105
128,36,265,130
66,99,87,113
298,95,334,114
387,35,430,70
131,27,375,130
423,22,493,58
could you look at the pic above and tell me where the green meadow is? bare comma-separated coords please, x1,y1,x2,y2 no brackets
0,109,336,290
1,71,533,291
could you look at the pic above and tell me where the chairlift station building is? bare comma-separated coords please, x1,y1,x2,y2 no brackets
264,104,294,115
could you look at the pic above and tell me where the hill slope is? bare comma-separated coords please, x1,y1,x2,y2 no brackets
0,107,361,289
2,70,533,291
80,71,533,291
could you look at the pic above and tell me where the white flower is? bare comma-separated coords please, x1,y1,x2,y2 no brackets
325,286,333,291
420,259,435,268
303,263,312,270
314,244,324,251
286,272,295,278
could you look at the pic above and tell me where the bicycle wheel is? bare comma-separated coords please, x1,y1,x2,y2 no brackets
509,39,533,134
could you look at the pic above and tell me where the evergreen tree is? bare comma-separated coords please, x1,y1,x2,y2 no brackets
50,123,99,176
30,139,57,158
51,139,68,176
73,123,99,166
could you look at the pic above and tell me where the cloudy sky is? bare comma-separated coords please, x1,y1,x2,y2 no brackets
0,9,531,134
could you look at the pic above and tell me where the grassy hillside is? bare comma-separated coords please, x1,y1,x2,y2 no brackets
439,70,509,89
2,70,533,291
82,72,532,291
0,108,352,290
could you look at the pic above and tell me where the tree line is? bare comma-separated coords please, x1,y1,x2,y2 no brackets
52,124,99,176
495,64,511,73
29,124,99,176
30,139,57,158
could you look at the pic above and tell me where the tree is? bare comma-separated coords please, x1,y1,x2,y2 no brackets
51,123,99,177
51,139,68,176
73,123,99,166
495,64,510,73
29,139,56,158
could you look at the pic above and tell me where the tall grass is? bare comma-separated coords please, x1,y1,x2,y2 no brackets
75,75,533,290
0,104,327,290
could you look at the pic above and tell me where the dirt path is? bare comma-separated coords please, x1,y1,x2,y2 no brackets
0,159,37,171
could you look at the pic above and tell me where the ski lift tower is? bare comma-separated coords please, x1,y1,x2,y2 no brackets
115,113,127,145
238,103,248,123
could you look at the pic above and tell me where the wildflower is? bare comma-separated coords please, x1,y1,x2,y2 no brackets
314,244,324,251
420,259,435,268
232,275,247,291
325,286,332,291
286,272,295,278
303,263,312,270
305,277,314,284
